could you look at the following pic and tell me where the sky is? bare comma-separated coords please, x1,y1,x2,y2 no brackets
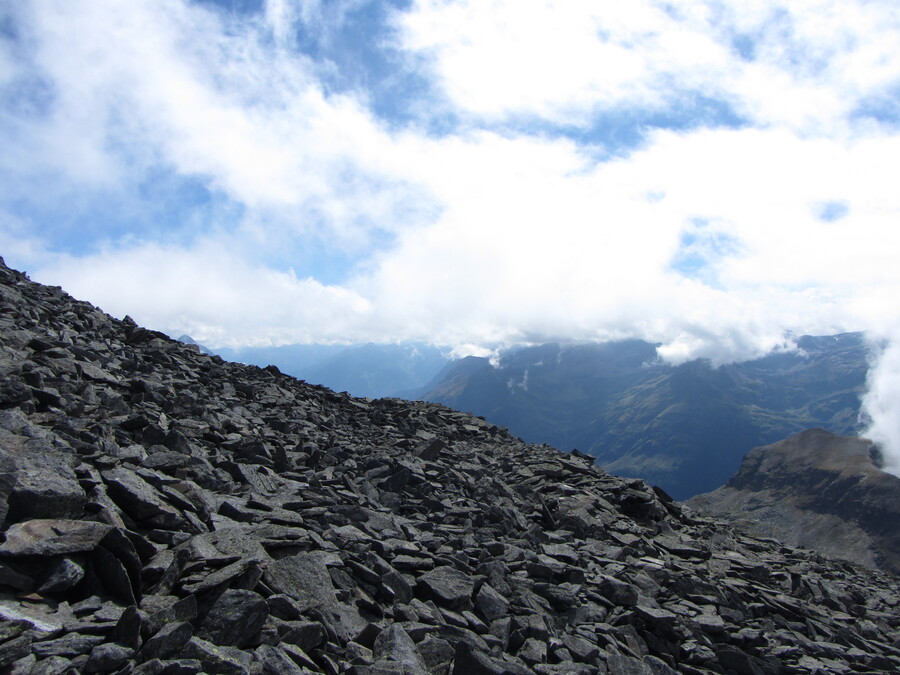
2,1,900,464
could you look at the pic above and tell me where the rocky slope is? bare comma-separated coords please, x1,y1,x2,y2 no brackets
0,256,898,675
688,429,900,576
421,339,867,499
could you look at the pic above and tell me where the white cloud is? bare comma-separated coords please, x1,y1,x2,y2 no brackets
33,241,371,348
347,123,900,367
862,338,900,473
2,0,426,252
5,0,897,362
395,0,900,133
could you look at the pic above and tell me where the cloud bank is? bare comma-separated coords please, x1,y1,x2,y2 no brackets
2,0,900,464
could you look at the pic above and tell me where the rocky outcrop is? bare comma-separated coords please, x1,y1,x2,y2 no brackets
688,428,900,575
0,256,899,674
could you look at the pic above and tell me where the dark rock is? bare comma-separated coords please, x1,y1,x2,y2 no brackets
37,556,84,593
604,653,653,674
263,552,337,611
28,655,76,675
452,641,532,675
91,545,138,604
32,634,105,658
197,589,268,648
0,378,32,407
1,437,85,522
0,519,111,556
139,621,194,661
143,595,197,637
84,642,135,672
0,450,17,525
101,467,186,529
475,583,510,621
253,644,308,674
417,566,475,611
372,624,428,675
418,636,455,670
181,637,253,675
0,561,32,591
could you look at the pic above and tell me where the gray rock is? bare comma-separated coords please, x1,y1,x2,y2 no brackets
263,552,337,611
84,642,134,673
182,636,253,675
37,557,84,593
101,467,186,529
0,449,17,525
0,519,111,556
604,654,653,675
144,595,197,637
32,634,105,658
475,583,509,621
0,377,31,407
198,589,268,648
372,624,428,675
417,566,475,611
451,641,532,675
0,437,85,522
253,644,309,675
28,656,75,675
109,604,143,649
140,621,194,661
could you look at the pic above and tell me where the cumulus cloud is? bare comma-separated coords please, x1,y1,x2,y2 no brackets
394,0,900,133
861,339,900,473
36,241,371,348
0,0,426,253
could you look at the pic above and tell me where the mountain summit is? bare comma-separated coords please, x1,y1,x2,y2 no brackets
688,428,900,574
0,257,898,674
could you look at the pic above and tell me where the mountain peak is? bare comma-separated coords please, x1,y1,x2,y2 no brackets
690,428,900,574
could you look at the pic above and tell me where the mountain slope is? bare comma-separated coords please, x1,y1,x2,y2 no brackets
688,428,900,574
1,257,898,674
422,338,868,498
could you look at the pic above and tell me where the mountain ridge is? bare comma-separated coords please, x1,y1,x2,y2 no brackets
421,336,868,498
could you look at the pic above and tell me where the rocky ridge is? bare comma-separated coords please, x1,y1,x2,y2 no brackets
688,429,900,576
0,256,898,675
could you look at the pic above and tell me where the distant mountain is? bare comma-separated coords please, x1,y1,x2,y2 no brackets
302,342,450,398
176,334,215,355
214,342,348,375
688,429,900,574
214,342,450,399
421,335,869,498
